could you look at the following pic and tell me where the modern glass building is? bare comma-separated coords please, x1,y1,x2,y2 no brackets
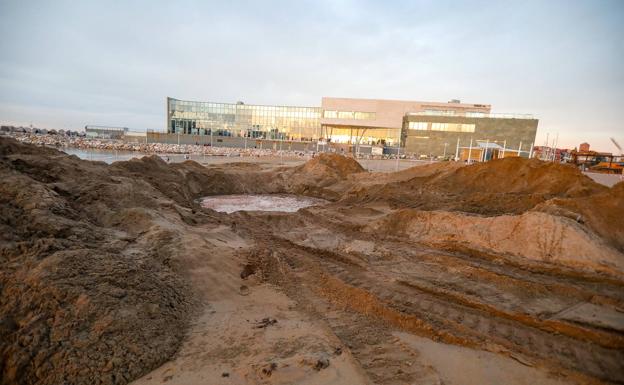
167,97,321,141
166,96,537,156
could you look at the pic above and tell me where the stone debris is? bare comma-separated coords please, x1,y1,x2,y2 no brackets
254,318,278,329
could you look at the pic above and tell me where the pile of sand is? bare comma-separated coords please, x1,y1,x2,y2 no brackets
343,157,609,215
111,156,253,208
365,209,624,278
535,181,624,252
296,153,364,179
0,139,201,385
428,157,605,197
276,153,366,200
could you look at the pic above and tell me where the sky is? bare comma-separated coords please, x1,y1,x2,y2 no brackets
0,0,622,151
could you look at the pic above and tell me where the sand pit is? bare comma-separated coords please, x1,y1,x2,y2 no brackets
2,137,623,385
200,194,328,213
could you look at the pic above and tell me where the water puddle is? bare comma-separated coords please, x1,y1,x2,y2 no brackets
200,194,327,213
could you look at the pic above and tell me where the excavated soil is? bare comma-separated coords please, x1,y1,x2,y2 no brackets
1,139,623,385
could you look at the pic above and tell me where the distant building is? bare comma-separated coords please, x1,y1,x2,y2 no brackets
532,146,569,162
166,96,538,157
579,142,590,152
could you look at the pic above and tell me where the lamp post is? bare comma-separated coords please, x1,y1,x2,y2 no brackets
395,133,401,172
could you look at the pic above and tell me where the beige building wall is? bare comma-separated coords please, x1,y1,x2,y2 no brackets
320,97,491,130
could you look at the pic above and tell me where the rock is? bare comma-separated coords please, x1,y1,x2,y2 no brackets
254,318,277,328
240,264,256,279
314,357,330,371
261,362,278,377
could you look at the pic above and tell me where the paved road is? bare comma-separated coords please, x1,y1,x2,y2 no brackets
584,172,623,187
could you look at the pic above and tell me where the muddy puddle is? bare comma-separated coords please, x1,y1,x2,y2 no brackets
200,194,328,213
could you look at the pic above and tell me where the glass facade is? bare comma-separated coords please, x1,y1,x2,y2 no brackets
168,98,321,141
321,125,399,146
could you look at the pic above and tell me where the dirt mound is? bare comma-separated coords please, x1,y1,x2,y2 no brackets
0,138,196,385
365,209,624,278
274,154,366,200
344,158,607,215
0,136,60,156
297,153,364,179
110,156,251,208
430,157,605,197
535,180,624,252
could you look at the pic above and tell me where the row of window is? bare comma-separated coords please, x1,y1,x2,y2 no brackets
169,112,319,128
170,119,322,138
422,110,486,118
169,100,321,118
322,110,376,120
408,122,476,133
423,109,457,116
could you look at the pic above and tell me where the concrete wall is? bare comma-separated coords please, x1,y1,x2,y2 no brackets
402,115,538,158
145,132,320,151
320,97,491,130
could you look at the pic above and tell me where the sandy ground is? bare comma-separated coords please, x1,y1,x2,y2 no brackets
130,219,587,385
3,138,623,385
131,224,369,385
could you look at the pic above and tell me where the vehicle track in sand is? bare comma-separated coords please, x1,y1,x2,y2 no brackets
235,211,624,384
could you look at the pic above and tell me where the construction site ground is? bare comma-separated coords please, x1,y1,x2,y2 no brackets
1,137,623,385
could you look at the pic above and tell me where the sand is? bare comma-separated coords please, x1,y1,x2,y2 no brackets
1,137,623,385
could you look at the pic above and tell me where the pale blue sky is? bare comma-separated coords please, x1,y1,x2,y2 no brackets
0,0,622,150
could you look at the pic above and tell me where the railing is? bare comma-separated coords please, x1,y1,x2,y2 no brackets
407,112,535,119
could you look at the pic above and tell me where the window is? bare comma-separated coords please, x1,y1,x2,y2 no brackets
424,109,456,116
354,111,375,120
431,123,447,131
465,112,485,118
410,122,476,133
408,122,428,130
460,124,475,132
338,111,354,119
324,110,376,120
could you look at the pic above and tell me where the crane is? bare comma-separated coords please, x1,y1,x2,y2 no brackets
611,137,622,155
